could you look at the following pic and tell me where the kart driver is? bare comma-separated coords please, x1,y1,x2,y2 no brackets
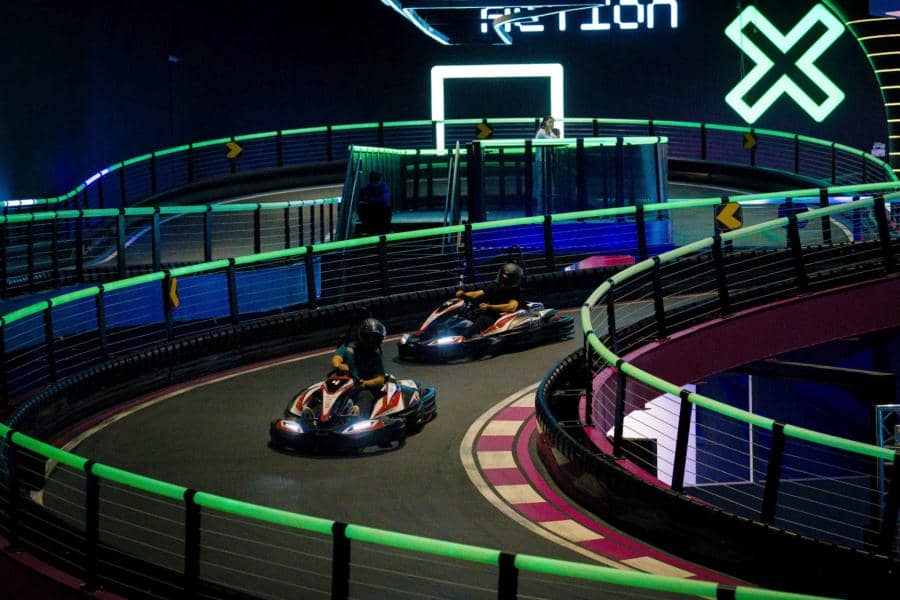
331,318,387,418
456,262,524,338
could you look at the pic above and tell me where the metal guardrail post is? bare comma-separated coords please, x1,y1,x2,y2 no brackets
309,204,317,245
119,163,127,209
793,134,800,174
117,209,127,278
320,202,326,243
878,451,900,555
635,204,648,261
152,208,161,272
583,335,593,424
44,302,57,382
227,259,240,325
497,552,519,600
254,204,262,254
615,137,625,209
467,141,483,223
711,233,731,316
700,123,707,160
543,215,555,273
648,119,655,136
298,204,305,246
283,206,291,249
464,223,475,284
377,121,385,147
524,141,534,217
873,195,896,274
760,422,785,525
592,118,599,137
304,248,318,309
651,256,667,339
576,137,586,211
276,130,284,168
605,280,618,354
830,143,837,184
163,271,175,341
818,188,832,246
671,389,693,493
329,203,335,241
96,287,108,360
83,461,100,591
379,236,390,295
76,210,84,283
613,359,626,458
204,205,214,262
786,216,808,292
498,148,507,209
331,522,351,600
183,489,201,598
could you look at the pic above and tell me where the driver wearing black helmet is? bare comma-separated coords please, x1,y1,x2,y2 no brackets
331,318,387,418
456,263,523,337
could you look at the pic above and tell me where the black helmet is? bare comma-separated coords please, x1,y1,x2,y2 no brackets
357,318,386,348
496,263,523,288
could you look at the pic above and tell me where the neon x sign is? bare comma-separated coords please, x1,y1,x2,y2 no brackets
724,4,845,124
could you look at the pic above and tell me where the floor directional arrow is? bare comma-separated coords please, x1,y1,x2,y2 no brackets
225,141,243,159
475,122,493,140
715,203,743,232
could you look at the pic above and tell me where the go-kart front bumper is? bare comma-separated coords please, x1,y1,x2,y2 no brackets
270,416,406,452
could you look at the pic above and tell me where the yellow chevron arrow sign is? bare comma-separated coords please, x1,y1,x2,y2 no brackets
743,132,757,150
475,122,493,140
714,202,743,232
225,141,243,159
168,277,181,310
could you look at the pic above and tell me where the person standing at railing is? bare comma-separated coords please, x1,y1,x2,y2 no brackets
532,116,559,216
357,171,392,235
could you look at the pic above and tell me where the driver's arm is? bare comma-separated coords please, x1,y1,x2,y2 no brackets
360,374,385,389
482,299,519,314
456,289,485,301
331,353,350,372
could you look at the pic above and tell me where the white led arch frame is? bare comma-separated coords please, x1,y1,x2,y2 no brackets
430,63,565,151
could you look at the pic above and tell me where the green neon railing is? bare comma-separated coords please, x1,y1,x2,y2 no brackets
1,181,895,597
6,116,894,208
579,193,899,463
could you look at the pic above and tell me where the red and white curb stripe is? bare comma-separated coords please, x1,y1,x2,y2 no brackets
461,383,741,583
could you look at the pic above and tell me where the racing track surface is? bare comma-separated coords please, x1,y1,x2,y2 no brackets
46,334,711,598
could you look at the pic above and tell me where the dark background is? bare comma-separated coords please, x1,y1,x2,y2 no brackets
0,0,885,199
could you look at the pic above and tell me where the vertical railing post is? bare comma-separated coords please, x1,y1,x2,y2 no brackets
309,203,317,244
119,163,127,209
830,143,837,184
760,422,785,524
378,236,390,295
786,216,808,293
331,522,351,600
700,123,707,160
648,119,655,136
497,552,519,600
96,287,108,360
276,130,284,168
377,120,385,147
670,389,693,493
75,211,84,283
524,140,534,217
878,451,900,554
498,148,507,210
116,209,127,279
152,208,161,272
613,360,627,459
576,137,586,211
298,204,306,246
651,256,667,339
592,118,599,137
583,335,594,425
83,461,100,591
605,280,618,354
543,215,555,273
204,205,214,262
304,248,318,309
427,159,435,208
711,233,731,316
818,188,832,246
466,141,483,223
635,204,648,261
615,137,625,209
227,260,240,325
162,271,175,341
873,195,896,274
319,202,326,243
44,302,57,382
283,206,291,249
183,489,201,598
793,134,800,174
464,223,476,284
254,204,262,254
413,149,421,210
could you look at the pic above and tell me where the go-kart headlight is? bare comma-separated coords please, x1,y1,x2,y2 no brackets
342,420,385,434
276,419,303,433
400,334,410,345
431,335,463,346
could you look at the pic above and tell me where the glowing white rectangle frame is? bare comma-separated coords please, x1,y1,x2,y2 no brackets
431,63,564,151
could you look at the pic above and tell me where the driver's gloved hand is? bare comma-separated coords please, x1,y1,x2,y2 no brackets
347,404,360,417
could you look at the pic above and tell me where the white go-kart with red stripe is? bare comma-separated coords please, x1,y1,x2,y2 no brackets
270,371,436,452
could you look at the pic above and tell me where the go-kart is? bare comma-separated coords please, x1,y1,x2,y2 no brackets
397,296,575,362
270,371,437,452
